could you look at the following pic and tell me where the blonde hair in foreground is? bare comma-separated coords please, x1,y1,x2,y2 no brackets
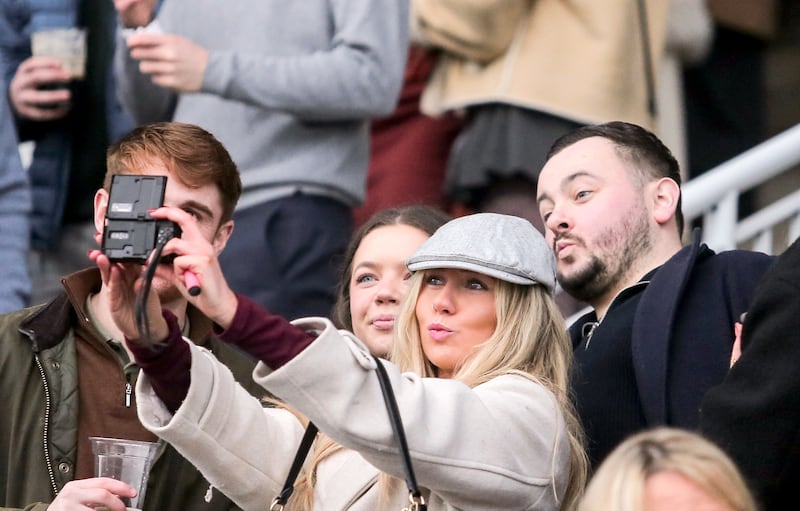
390,272,588,510
578,427,757,511
283,273,588,510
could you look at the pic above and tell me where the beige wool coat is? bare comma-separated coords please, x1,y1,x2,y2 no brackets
136,318,572,510
412,0,670,128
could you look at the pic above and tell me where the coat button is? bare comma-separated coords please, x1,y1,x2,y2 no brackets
58,461,71,474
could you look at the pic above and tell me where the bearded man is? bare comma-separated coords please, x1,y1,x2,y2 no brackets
536,121,775,468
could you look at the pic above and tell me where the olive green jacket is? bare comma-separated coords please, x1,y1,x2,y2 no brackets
0,269,263,511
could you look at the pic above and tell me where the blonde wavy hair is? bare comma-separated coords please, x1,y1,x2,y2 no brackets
283,271,588,510
578,427,757,511
390,272,588,510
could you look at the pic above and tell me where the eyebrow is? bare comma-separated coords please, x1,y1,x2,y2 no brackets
353,260,378,271
179,199,215,221
537,171,595,204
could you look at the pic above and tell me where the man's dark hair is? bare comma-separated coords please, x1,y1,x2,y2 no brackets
547,121,684,234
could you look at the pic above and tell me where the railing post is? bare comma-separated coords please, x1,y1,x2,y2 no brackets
701,191,739,251
789,214,800,248
752,230,774,254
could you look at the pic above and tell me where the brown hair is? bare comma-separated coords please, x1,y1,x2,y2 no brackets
331,205,451,329
106,122,242,224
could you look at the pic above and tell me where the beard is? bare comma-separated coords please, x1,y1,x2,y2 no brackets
557,203,652,304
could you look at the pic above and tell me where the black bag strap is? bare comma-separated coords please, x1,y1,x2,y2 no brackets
270,356,426,511
374,358,427,511
270,422,318,511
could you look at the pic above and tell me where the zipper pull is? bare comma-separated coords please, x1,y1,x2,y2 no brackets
125,374,133,408
582,321,599,350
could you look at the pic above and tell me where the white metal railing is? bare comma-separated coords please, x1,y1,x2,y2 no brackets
682,123,800,253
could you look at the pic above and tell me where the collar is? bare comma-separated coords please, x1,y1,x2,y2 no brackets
84,292,190,345
19,268,215,352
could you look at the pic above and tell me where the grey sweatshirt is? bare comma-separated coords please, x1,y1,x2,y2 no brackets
115,0,409,208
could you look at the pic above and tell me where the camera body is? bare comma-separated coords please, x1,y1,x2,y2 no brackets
102,174,181,262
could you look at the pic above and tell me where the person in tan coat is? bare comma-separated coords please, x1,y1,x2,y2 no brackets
413,0,669,130
411,0,669,319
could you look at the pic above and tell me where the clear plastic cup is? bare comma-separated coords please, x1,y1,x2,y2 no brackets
31,27,87,79
89,436,159,511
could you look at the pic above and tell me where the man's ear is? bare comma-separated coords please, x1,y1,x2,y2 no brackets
212,220,234,255
93,188,109,245
651,178,681,226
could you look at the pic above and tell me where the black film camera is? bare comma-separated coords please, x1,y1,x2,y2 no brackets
101,174,181,262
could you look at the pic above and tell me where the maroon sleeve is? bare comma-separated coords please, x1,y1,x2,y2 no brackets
129,296,316,413
126,309,190,413
213,293,315,369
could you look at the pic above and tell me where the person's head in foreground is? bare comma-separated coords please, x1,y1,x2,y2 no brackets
96,121,241,305
578,427,757,511
394,212,588,508
537,121,684,313
332,205,451,356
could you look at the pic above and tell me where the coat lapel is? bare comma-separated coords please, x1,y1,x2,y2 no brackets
632,230,705,425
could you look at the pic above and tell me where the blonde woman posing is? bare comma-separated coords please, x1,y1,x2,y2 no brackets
92,212,587,511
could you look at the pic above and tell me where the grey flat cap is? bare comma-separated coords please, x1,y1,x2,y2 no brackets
406,213,556,292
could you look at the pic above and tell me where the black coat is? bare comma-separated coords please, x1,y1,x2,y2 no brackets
632,232,775,427
570,231,775,466
701,237,800,511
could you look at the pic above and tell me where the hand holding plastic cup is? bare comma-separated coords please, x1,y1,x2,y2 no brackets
90,437,159,510
31,27,87,80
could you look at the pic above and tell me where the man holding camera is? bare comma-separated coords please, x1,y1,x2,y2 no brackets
0,122,263,511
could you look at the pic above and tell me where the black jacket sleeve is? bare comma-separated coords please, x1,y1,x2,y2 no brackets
700,238,800,510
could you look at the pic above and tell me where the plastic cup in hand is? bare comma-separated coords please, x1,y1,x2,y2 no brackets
30,27,86,109
31,27,87,79
89,437,159,511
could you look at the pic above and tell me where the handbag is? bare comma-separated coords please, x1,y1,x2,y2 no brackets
270,356,427,511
